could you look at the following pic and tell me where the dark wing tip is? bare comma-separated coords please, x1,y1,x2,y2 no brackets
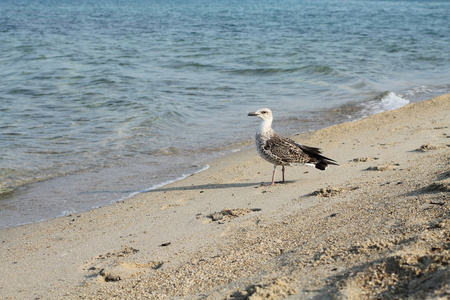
315,159,339,170
298,144,338,169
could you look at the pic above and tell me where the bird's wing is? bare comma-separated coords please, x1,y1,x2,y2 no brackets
264,134,318,164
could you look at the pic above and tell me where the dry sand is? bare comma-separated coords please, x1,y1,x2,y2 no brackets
1,94,449,299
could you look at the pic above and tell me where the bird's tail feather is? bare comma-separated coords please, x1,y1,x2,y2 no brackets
298,145,338,170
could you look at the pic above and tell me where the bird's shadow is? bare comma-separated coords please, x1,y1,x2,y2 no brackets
144,182,260,193
144,180,297,193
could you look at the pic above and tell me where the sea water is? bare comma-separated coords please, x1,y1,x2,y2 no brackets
1,0,449,228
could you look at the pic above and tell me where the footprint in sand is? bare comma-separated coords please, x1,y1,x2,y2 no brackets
160,198,192,210
350,157,379,163
415,144,449,152
229,278,297,299
203,208,262,224
84,245,163,283
309,186,359,197
365,163,400,172
422,177,450,193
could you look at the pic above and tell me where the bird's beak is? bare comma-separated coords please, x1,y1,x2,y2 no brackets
248,112,258,116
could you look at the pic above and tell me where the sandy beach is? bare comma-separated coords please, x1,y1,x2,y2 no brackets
1,94,449,299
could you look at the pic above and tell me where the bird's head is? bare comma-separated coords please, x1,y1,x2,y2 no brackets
247,108,273,121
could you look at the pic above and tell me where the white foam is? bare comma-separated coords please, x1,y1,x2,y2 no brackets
401,86,433,98
355,92,410,120
371,92,410,113
400,84,450,103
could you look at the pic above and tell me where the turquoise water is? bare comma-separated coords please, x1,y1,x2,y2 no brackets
1,0,449,227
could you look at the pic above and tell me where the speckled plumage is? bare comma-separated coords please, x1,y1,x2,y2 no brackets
248,108,338,185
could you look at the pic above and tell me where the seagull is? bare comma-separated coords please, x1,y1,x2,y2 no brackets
248,108,338,185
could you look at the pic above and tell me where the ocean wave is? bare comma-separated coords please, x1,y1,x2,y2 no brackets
282,91,412,135
227,64,338,76
228,67,302,75
369,91,410,114
165,60,217,70
342,91,410,121
400,84,450,102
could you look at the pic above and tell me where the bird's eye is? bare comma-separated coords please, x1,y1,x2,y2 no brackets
261,111,267,114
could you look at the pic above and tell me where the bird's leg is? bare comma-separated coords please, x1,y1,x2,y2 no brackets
281,165,285,183
271,165,277,185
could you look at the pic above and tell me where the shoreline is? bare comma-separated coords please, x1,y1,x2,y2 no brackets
1,94,449,299
0,88,442,229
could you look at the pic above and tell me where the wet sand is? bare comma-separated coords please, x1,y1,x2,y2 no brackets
1,94,449,299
